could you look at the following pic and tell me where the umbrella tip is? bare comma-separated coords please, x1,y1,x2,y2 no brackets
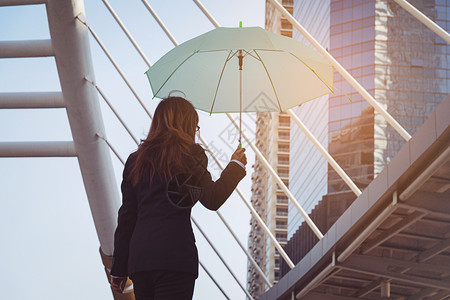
239,21,242,28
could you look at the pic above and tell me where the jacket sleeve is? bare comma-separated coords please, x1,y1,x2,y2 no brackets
110,156,137,277
195,149,246,211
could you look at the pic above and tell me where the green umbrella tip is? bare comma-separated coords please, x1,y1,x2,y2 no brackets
239,21,242,28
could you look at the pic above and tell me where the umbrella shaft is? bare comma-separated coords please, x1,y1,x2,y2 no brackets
239,61,242,145
238,49,243,70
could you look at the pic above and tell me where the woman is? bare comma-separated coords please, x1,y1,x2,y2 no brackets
109,96,247,299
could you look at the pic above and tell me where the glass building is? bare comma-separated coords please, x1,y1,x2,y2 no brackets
282,0,449,276
328,0,449,193
288,0,330,240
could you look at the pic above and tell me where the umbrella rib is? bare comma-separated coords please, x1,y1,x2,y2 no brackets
288,52,335,94
243,50,260,61
226,50,238,62
152,51,199,98
209,50,233,115
253,50,283,112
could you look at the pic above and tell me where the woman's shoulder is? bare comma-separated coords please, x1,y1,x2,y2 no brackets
122,151,138,174
190,143,208,167
191,143,205,154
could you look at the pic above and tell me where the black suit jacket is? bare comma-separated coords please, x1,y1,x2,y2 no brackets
110,144,246,278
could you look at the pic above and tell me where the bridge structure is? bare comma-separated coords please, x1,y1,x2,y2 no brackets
0,0,448,299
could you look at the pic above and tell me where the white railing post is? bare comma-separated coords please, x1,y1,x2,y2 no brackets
46,0,120,256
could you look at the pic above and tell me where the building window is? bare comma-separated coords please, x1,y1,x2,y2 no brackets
279,144,289,152
277,169,289,177
276,233,287,242
279,131,290,140
278,156,289,165
279,116,290,127
275,257,281,269
276,195,288,204
274,271,280,281
276,207,288,216
276,220,287,229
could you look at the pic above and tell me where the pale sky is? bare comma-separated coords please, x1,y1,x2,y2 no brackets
0,1,265,299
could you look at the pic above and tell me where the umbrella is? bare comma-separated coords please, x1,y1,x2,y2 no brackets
145,26,334,144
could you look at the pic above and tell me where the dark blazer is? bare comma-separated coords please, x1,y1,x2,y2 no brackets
110,144,246,278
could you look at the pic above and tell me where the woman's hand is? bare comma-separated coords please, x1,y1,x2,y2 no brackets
110,275,127,294
231,146,247,166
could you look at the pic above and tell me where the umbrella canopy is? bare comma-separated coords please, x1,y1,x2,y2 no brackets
146,26,333,114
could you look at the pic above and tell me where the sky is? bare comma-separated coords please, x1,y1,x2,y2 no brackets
0,1,265,299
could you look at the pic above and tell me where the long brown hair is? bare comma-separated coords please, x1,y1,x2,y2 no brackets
130,96,199,185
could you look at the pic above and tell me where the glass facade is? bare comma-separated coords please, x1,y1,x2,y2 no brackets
328,0,376,192
373,0,450,175
260,0,449,292
328,0,450,192
288,0,330,239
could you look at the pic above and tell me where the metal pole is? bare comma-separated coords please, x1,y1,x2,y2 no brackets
216,210,272,287
141,0,178,47
198,261,231,300
239,52,243,145
393,0,450,44
191,217,255,300
266,0,412,142
0,141,76,157
85,78,140,145
287,110,361,196
100,0,152,68
192,0,220,27
0,0,46,6
46,0,120,256
96,134,125,165
0,92,64,109
75,17,153,119
0,39,53,58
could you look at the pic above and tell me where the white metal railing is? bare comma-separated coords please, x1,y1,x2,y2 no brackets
0,39,53,58
0,141,76,157
0,92,64,109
